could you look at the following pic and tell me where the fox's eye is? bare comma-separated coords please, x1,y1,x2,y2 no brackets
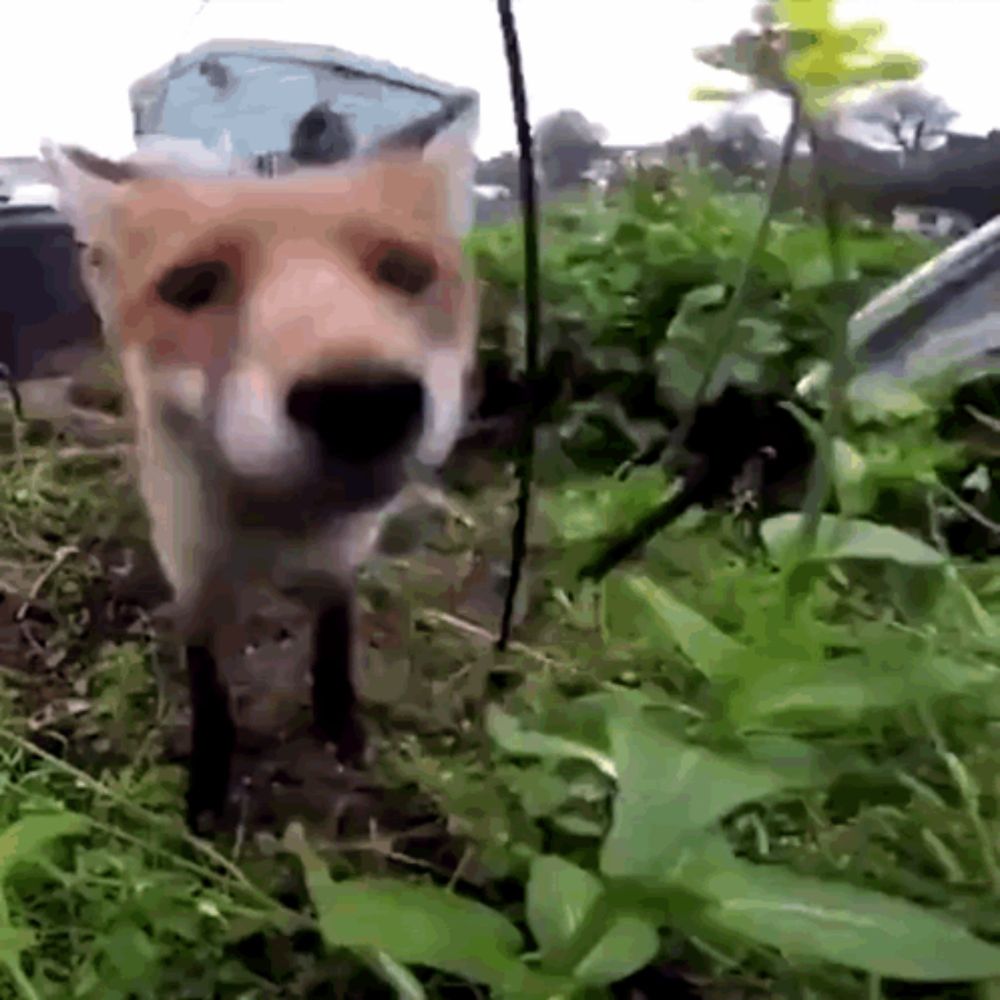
372,245,437,297
157,261,231,312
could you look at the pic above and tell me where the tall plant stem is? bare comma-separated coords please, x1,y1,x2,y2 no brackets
579,95,804,583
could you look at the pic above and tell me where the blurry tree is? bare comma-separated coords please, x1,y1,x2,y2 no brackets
476,151,520,191
534,109,607,190
834,84,958,163
711,107,772,184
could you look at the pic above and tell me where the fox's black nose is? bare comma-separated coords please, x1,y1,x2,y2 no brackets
286,367,425,464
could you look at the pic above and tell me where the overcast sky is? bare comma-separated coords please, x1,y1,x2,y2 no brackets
0,0,996,161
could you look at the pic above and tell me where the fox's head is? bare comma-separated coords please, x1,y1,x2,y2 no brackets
43,114,479,527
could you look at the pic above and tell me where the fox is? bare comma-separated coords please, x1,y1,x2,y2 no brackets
42,97,480,832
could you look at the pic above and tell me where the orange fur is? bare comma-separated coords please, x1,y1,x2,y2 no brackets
42,117,480,829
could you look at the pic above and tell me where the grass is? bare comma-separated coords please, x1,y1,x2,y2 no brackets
3,383,1000,999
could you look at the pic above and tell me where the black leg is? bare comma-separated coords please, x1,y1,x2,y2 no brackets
310,591,366,764
185,640,236,832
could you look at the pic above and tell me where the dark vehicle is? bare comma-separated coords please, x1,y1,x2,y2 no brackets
0,198,101,381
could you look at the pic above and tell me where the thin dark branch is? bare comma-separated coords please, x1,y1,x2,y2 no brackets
496,0,542,650
578,464,711,581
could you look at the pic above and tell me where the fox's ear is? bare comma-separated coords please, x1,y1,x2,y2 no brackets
375,95,480,237
40,141,137,244
422,100,479,238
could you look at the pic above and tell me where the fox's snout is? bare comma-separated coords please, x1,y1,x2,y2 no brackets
285,366,425,466
208,361,435,519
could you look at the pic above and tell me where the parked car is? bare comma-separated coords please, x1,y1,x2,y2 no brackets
0,192,101,381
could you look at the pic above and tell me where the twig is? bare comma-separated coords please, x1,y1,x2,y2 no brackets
419,607,559,667
937,483,1000,536
0,443,130,467
496,0,541,651
15,545,78,622
446,844,475,893
19,621,48,662
965,405,1000,436
232,776,253,862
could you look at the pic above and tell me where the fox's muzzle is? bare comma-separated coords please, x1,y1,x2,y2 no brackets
172,361,435,532
285,365,425,466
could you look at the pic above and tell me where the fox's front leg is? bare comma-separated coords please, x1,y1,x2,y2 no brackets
307,585,366,765
176,566,241,835
184,637,236,832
